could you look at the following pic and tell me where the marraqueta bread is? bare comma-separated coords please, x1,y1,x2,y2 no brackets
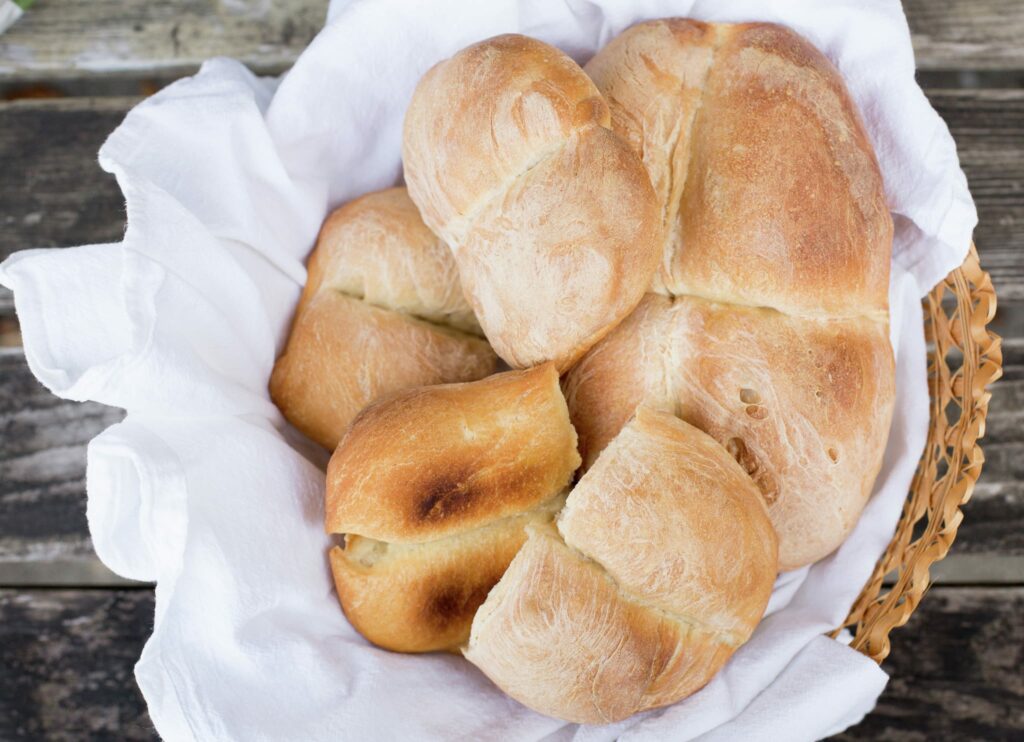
465,409,778,723
564,294,894,570
402,34,661,371
326,364,580,653
566,20,895,569
270,187,497,451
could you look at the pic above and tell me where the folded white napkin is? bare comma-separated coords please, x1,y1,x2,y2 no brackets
0,1,974,739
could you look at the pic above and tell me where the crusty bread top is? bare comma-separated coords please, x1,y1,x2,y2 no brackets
306,187,480,334
465,409,777,723
452,123,663,370
559,407,778,637
269,187,496,451
467,523,735,724
585,19,891,317
402,34,661,371
403,34,611,245
325,363,581,542
270,293,495,452
563,293,894,570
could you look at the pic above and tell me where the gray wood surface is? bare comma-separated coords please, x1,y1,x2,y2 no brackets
0,0,329,84
0,0,1021,88
0,348,126,584
0,589,155,741
834,588,1024,741
904,0,1024,71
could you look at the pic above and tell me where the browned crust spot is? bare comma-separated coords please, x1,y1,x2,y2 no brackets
423,570,506,632
416,474,477,522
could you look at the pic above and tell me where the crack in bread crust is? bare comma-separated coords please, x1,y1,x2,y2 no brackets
338,492,568,561
551,523,747,648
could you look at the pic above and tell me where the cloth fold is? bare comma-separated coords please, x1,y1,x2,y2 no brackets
0,1,972,739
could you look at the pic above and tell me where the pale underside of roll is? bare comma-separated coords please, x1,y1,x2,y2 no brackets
566,19,896,570
270,187,497,451
465,408,778,724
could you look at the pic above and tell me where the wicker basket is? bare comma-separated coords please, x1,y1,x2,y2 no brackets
835,244,1003,662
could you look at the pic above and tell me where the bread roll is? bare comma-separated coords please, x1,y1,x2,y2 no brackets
584,20,891,313
270,188,497,450
465,408,777,723
326,364,580,652
566,21,895,569
403,34,661,371
564,294,894,570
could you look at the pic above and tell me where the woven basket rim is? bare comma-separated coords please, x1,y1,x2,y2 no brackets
837,243,1003,663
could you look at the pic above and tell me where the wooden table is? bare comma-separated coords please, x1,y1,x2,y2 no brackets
0,2,1021,739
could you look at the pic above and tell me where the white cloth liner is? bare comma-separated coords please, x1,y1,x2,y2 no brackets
0,1,973,739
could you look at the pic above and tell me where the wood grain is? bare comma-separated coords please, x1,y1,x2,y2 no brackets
834,588,1024,740
904,0,1024,71
0,98,131,315
0,589,155,741
0,0,1021,87
0,349,123,571
0,0,329,83
931,89,1024,300
0,587,1018,740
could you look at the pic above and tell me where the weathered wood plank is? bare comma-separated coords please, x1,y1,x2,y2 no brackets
0,348,124,569
0,98,132,247
0,589,155,741
930,89,1024,300
905,0,1024,71
0,0,328,83
834,587,1024,740
0,587,1018,739
2,89,1018,310
0,98,131,316
0,0,1020,85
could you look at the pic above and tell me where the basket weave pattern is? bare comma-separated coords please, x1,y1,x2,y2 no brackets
836,245,1003,662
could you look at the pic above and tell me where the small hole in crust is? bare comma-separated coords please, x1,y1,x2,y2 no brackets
745,405,767,420
739,388,761,404
827,447,839,463
727,437,779,505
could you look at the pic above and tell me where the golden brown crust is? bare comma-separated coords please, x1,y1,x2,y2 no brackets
466,526,733,724
403,35,610,238
403,34,661,371
269,292,494,452
567,20,896,570
584,19,717,294
456,125,662,369
565,294,895,570
466,411,776,723
325,364,580,541
330,497,562,653
269,188,497,450
585,20,892,315
325,366,580,653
